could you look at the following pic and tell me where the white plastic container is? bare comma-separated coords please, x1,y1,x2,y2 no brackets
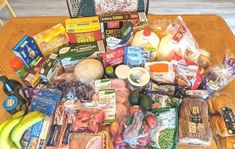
131,28,160,60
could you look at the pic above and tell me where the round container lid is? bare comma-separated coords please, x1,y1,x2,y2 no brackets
2,96,19,111
115,65,131,79
9,57,24,71
105,66,114,75
128,67,150,87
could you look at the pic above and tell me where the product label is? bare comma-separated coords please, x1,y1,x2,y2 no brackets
189,106,204,134
98,89,116,123
221,107,235,135
95,79,112,91
102,47,124,67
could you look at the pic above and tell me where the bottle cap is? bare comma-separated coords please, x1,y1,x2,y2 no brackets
105,66,114,75
143,28,152,36
9,57,24,71
2,96,19,111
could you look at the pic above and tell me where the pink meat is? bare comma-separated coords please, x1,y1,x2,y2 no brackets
111,79,126,89
116,88,129,104
116,103,128,120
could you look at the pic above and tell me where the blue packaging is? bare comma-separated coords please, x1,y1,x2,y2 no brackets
13,35,43,68
22,88,61,149
124,46,151,68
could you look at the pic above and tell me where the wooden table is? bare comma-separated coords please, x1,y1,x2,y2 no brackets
0,14,235,149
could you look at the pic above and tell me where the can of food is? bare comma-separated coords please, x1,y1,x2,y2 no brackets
115,65,131,80
127,67,150,90
2,96,21,115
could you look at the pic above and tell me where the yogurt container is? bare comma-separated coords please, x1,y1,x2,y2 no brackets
127,67,150,90
115,65,131,80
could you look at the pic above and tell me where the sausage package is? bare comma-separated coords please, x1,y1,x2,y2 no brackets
179,97,211,146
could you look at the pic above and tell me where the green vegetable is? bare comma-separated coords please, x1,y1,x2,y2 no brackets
140,94,153,111
128,91,140,105
158,129,175,149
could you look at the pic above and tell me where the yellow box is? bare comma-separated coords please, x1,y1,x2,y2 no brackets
33,24,69,56
65,16,100,33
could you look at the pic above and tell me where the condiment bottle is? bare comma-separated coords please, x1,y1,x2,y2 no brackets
0,75,28,104
131,28,160,60
2,96,24,115
9,56,28,78
105,66,115,78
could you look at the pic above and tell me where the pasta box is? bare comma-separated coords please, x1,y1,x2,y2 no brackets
59,40,105,72
13,35,43,68
65,16,102,44
33,24,69,57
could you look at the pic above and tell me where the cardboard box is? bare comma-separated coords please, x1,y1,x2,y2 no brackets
59,40,105,72
33,24,69,57
23,57,46,87
22,88,61,149
65,16,102,43
100,12,147,38
40,54,63,85
13,35,43,68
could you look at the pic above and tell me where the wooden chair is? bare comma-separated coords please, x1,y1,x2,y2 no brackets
0,0,16,27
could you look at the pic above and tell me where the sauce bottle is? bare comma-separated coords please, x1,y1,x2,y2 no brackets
9,56,28,78
0,75,28,104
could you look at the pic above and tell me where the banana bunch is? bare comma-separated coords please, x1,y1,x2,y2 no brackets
0,111,45,149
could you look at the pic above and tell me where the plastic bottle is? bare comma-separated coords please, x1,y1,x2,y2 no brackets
9,56,28,78
0,75,28,104
131,28,160,60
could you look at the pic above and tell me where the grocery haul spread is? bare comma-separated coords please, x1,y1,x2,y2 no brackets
1,1,235,149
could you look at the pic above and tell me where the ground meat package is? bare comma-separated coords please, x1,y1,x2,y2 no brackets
179,97,211,146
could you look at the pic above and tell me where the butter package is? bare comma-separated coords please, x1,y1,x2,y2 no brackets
102,47,124,67
13,35,43,68
23,57,46,87
40,53,64,85
59,40,105,72
65,16,102,44
33,24,69,56
22,88,61,149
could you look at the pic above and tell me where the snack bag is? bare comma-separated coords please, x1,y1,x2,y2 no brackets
201,52,235,94
171,54,202,89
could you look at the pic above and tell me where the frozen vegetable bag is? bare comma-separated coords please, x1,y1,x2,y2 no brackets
66,0,148,17
179,97,211,146
149,108,178,149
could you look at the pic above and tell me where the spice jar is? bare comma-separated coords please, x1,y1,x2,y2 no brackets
9,56,28,78
197,49,210,68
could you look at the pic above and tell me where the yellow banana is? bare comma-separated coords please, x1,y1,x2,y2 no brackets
0,117,22,149
11,110,25,119
11,111,45,148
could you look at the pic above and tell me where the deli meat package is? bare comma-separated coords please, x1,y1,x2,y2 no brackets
179,97,211,146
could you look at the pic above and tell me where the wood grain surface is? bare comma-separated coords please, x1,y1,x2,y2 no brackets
0,14,235,149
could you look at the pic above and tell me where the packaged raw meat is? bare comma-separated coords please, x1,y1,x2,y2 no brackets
179,97,211,146
149,108,178,149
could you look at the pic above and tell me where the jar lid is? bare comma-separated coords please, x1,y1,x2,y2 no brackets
9,57,24,71
143,28,152,36
199,49,210,58
105,66,114,75
115,65,131,79
2,96,19,111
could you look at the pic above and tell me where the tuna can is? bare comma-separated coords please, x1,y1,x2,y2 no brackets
127,67,150,91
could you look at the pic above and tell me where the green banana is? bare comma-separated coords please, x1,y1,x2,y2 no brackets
0,117,22,149
11,111,45,148
11,110,25,119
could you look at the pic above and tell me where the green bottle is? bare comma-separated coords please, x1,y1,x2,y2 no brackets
0,75,28,104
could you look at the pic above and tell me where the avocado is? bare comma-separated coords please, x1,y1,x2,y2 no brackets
140,94,153,111
128,91,140,105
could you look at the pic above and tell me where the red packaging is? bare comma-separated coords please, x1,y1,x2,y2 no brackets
102,47,124,67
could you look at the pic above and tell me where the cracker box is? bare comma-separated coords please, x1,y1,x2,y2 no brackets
23,57,46,87
13,35,43,68
40,53,64,85
59,40,105,72
100,12,147,38
21,88,61,149
33,24,69,56
65,16,102,44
